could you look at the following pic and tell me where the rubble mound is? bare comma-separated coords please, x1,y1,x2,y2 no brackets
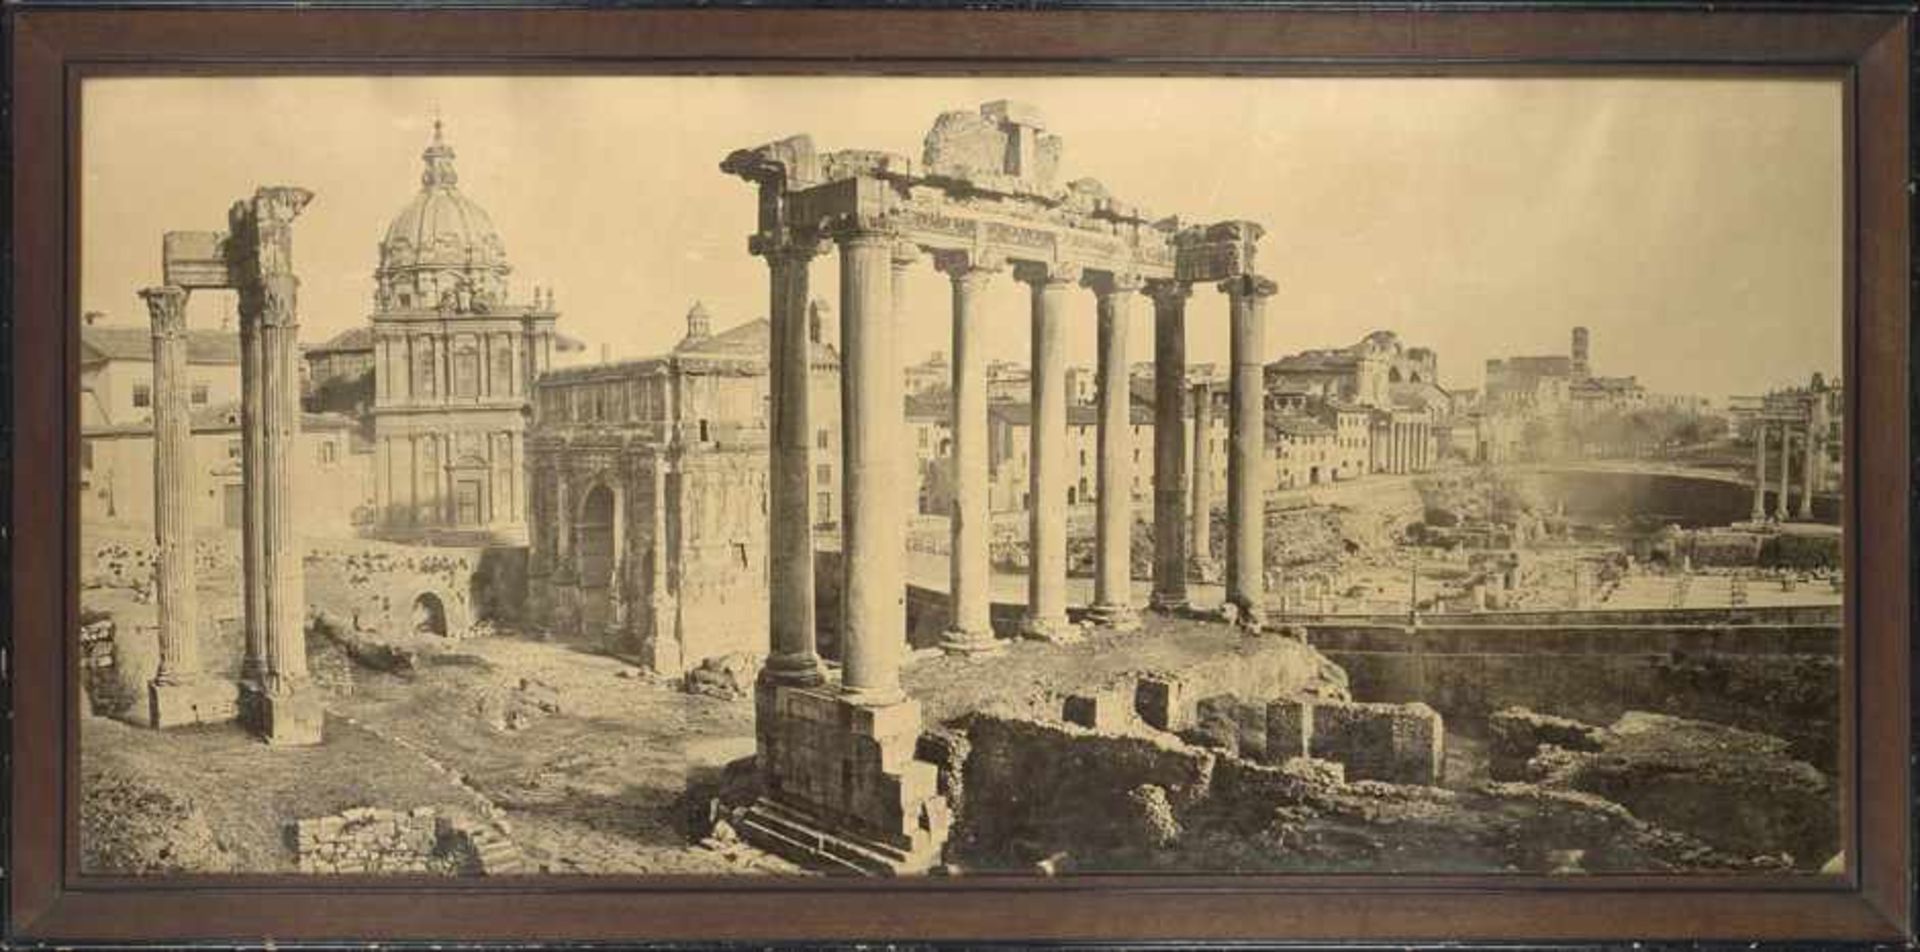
1511,709,1837,869
1487,707,1606,781
82,766,236,874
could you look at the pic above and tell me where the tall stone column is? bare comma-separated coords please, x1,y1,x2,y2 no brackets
1148,280,1191,612
1775,423,1792,521
235,184,318,744
837,225,909,704
935,250,1001,654
239,291,267,685
1223,275,1277,627
1798,421,1818,519
1751,422,1769,521
1017,261,1079,641
759,236,826,687
1087,271,1143,630
142,286,235,728
1189,381,1216,581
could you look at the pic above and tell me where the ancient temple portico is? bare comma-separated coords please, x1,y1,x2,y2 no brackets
721,101,1274,873
148,186,324,745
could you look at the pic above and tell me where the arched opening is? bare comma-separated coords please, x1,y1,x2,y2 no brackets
411,592,449,637
575,483,617,633
1409,371,1423,384
1388,367,1403,383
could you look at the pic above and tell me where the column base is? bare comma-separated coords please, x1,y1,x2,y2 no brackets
746,683,951,876
148,675,241,729
1086,603,1141,631
760,651,827,689
736,795,947,876
1148,589,1190,614
1020,613,1080,644
938,627,1003,657
244,684,325,746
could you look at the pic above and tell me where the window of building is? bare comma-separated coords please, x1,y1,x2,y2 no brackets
817,463,831,483
132,384,151,409
817,428,830,450
918,428,929,448
453,346,479,398
227,439,242,460
191,383,209,405
318,441,337,465
817,491,833,523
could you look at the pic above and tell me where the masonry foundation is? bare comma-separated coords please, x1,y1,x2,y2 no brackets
246,685,325,746
739,682,951,874
148,675,240,729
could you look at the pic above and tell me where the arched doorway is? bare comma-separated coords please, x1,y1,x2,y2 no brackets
575,484,617,633
412,592,450,637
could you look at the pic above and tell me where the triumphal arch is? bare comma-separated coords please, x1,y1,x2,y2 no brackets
723,101,1278,872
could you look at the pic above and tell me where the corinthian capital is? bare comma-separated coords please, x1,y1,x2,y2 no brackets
1219,274,1278,299
251,186,314,227
140,285,190,338
931,249,1007,282
1012,260,1083,288
748,227,826,264
1083,270,1146,297
1144,279,1192,308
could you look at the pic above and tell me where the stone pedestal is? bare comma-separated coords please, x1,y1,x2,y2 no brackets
742,682,951,875
246,684,326,747
149,675,241,729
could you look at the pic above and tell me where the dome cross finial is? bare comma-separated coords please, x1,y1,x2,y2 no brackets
421,112,458,189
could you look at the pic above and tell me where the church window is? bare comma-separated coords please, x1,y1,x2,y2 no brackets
453,346,479,398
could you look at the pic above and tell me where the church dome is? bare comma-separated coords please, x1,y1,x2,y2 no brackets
374,121,512,313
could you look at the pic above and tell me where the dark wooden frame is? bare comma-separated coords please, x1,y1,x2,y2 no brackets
6,4,1912,945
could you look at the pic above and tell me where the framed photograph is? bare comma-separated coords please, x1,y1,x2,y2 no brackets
7,3,1912,946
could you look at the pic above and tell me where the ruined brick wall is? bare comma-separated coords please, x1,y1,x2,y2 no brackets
291,807,522,876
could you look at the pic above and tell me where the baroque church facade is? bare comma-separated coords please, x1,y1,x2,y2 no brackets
369,123,563,542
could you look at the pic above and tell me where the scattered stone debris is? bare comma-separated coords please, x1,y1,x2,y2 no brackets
684,652,762,699
1518,710,1837,870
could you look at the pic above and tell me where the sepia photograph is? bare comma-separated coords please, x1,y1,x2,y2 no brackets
76,73,1845,880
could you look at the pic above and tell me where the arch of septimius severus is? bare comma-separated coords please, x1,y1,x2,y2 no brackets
136,186,323,746
722,100,1277,872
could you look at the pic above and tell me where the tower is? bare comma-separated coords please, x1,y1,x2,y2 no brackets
1571,326,1591,378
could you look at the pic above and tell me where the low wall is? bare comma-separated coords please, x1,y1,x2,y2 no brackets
1309,622,1840,772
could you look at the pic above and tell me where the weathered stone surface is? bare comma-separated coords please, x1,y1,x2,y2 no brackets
1527,711,1837,869
1308,701,1444,786
1487,706,1606,781
952,713,1215,866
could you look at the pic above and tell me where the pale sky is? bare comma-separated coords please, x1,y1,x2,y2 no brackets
81,75,1842,402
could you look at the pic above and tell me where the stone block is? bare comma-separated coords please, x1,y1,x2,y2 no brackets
1307,700,1443,786
253,688,325,746
1134,674,1192,732
1265,698,1314,762
148,676,241,729
739,683,952,874
1062,685,1133,732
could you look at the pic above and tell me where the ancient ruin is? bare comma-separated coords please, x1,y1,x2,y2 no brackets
144,186,323,744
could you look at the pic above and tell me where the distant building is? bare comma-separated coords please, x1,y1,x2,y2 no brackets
82,402,366,537
365,123,570,542
80,321,240,428
904,351,950,396
524,308,839,673
1266,330,1438,409
1268,413,1337,489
